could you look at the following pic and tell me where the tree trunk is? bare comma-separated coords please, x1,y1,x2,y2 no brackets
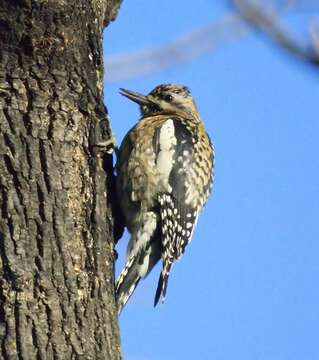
0,0,123,359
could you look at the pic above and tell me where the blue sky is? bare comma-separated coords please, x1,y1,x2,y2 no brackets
103,1,319,359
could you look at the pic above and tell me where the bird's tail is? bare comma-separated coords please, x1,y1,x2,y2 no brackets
116,232,162,314
116,256,141,315
154,261,173,307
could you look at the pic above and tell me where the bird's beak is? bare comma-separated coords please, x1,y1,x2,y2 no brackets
119,88,153,106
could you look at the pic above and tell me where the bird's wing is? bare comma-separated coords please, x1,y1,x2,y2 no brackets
152,117,201,305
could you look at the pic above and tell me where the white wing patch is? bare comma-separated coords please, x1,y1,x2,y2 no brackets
156,119,177,193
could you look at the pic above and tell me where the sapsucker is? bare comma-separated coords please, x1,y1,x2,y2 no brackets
115,84,214,314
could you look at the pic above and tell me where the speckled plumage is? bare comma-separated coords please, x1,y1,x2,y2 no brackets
115,84,214,314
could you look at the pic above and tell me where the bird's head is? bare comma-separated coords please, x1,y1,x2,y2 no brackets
120,84,198,118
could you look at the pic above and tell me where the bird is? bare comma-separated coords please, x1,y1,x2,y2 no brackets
115,84,214,314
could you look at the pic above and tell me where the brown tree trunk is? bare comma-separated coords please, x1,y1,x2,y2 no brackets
0,0,123,358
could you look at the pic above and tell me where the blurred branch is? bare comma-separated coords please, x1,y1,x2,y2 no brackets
233,0,319,66
104,1,316,83
104,14,250,82
310,20,319,56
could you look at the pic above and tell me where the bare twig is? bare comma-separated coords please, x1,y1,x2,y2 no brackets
104,1,312,82
233,0,319,66
104,14,250,82
310,19,319,56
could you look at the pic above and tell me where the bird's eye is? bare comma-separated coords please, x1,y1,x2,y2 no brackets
164,94,173,102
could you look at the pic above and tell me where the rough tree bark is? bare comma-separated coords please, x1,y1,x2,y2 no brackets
0,0,123,359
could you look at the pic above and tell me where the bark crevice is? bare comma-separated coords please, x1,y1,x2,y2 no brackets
0,0,123,359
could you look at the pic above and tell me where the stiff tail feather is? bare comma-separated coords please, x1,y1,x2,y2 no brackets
116,256,141,315
154,261,173,307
